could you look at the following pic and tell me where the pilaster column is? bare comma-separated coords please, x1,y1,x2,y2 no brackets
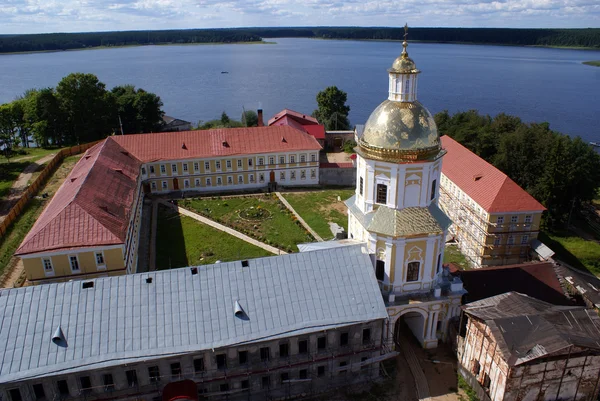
385,241,394,285
393,239,406,290
426,311,435,340
397,167,406,209
390,167,398,207
424,237,435,282
429,311,439,339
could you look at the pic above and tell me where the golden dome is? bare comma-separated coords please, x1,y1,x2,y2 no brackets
390,52,419,74
357,100,441,162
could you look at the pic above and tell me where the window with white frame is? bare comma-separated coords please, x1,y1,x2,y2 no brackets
406,262,420,282
141,167,147,175
507,235,514,245
227,176,233,184
268,156,274,165
226,160,232,169
300,170,306,179
162,181,168,189
311,154,316,162
279,156,285,164
182,163,188,172
42,258,53,272
359,177,364,196
496,216,504,224
238,175,243,184
259,173,265,183
521,235,529,245
149,165,155,174
216,161,221,170
376,184,387,204
205,161,210,170
248,159,253,167
237,159,242,168
300,155,306,163
511,215,518,223
249,174,255,183
290,155,296,163
95,252,105,267
195,179,200,186
151,182,157,190
184,179,190,188
310,169,316,179
280,172,285,180
69,255,80,271
525,215,532,223
194,162,199,172
206,178,212,186
494,236,501,246
171,164,178,174
160,164,166,174
217,177,222,185
291,171,296,180
258,158,264,166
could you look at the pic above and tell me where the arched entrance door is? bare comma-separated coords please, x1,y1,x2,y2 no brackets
394,310,427,347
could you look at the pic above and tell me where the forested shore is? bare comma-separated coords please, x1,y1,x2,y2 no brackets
1,27,599,54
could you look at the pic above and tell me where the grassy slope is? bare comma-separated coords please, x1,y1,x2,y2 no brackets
155,205,272,269
282,189,355,239
0,147,62,198
539,231,600,276
443,244,470,270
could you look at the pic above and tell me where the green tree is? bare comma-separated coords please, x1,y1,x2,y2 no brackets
112,85,164,134
312,86,351,130
0,103,19,160
241,110,258,127
56,73,115,144
22,88,65,146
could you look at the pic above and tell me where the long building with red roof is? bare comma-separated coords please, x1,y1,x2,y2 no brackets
17,126,322,284
438,135,546,268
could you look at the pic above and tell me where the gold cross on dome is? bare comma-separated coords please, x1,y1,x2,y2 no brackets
404,23,409,40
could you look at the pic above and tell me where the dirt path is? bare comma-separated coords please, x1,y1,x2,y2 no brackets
275,192,324,242
0,153,56,223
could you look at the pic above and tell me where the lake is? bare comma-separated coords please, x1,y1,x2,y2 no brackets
0,38,599,143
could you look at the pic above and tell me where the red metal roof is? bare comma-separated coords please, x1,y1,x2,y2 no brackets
267,108,319,126
112,126,322,162
303,124,326,140
16,138,141,255
441,136,546,213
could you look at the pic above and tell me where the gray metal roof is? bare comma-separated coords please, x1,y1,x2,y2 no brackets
297,239,364,253
531,239,555,260
0,245,387,384
463,292,600,366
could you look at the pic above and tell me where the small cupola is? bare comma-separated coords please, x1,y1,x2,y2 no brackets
388,24,420,103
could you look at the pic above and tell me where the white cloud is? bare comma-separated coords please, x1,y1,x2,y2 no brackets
0,0,598,33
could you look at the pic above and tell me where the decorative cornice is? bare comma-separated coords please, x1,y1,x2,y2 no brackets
356,139,446,163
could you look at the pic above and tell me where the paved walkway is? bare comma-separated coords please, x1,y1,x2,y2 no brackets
274,192,324,242
159,200,286,255
397,330,431,400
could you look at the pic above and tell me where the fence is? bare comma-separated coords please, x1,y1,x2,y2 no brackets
0,141,101,239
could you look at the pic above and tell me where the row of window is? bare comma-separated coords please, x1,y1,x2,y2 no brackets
493,234,530,246
358,179,437,204
7,329,375,401
42,252,106,276
142,154,318,176
150,170,317,191
495,215,533,224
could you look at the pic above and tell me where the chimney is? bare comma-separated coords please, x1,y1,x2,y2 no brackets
257,109,264,127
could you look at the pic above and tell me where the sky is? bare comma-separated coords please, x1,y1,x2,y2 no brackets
1,0,599,34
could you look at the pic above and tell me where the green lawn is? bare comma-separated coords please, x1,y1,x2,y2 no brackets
180,194,314,252
444,244,470,270
155,205,272,269
0,147,62,198
539,231,600,276
282,189,355,239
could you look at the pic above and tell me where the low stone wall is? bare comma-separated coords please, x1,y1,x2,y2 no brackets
319,166,356,186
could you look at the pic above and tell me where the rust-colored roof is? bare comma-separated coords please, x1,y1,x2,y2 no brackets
441,136,545,213
303,124,326,140
111,126,322,162
268,109,319,126
16,138,141,255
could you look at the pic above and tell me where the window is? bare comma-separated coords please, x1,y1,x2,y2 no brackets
162,181,168,189
525,215,532,223
249,174,255,183
126,370,138,387
279,343,289,358
103,374,114,391
238,175,243,184
290,171,296,180
241,380,249,389
340,332,349,346
317,365,326,377
69,255,80,271
359,177,364,196
148,366,160,382
317,336,326,350
95,252,105,267
261,376,270,389
194,358,205,373
311,154,316,162
226,160,232,169
521,235,529,245
269,156,274,165
8,389,22,401
259,173,265,183
280,372,289,383
195,179,200,186
141,167,147,175
280,172,285,180
42,258,53,272
216,353,227,369
171,362,182,377
217,177,222,185
298,339,308,354
219,384,229,392
206,178,212,186
299,369,308,380
227,176,232,185
182,163,188,172
248,159,253,166
204,161,210,170
237,159,242,168
79,376,92,394
260,347,270,361
511,215,518,223
301,170,306,179
258,158,264,166
32,384,45,400
407,261,420,282
362,328,371,345
194,162,199,171
311,169,316,179
496,216,504,224
57,380,69,396
290,155,296,163
300,154,306,163
376,184,387,204
151,181,157,190
494,236,501,246
507,235,514,245
171,164,177,173
215,161,221,170
483,373,491,389
280,156,285,164
437,254,442,274
375,260,385,281
431,179,437,200
149,165,155,174
339,361,348,374
238,350,248,365
160,164,166,174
